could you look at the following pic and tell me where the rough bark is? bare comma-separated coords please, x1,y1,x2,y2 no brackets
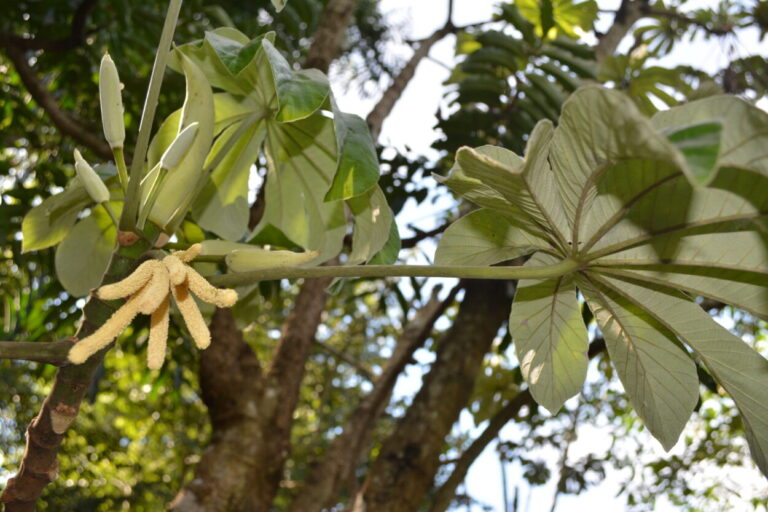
170,276,332,512
304,0,360,73
0,239,151,511
360,280,514,512
288,285,461,512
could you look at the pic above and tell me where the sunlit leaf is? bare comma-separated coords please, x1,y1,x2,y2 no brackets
510,253,589,413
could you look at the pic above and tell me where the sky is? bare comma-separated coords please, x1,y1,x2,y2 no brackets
330,1,768,511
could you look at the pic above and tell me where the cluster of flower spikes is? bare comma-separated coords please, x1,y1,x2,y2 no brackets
68,244,237,369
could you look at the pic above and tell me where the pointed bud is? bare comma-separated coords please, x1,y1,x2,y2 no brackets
73,149,110,203
99,53,125,149
159,122,199,170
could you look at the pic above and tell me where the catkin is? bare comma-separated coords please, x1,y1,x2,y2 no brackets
186,267,238,308
97,260,159,300
69,287,146,364
171,283,211,349
163,255,187,285
137,264,171,315
175,243,202,263
147,296,170,370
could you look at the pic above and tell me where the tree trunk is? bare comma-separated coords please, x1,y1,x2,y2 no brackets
304,0,360,73
361,280,514,512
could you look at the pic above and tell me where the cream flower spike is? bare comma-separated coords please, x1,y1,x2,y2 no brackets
69,244,237,370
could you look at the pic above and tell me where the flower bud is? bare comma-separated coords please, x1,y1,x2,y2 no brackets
73,149,110,203
159,122,199,170
99,53,125,149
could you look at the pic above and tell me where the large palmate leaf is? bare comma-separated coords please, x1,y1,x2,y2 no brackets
437,85,768,473
169,29,393,262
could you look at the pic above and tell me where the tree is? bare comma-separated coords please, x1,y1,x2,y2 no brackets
0,1,766,511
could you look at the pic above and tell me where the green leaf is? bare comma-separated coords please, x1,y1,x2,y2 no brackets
368,218,401,265
663,121,722,185
256,114,347,261
517,0,597,39
435,209,550,266
193,119,266,240
148,53,215,230
579,275,699,450
509,253,589,413
263,39,329,122
347,186,394,264
324,101,380,201
55,204,117,297
21,184,90,252
595,275,768,474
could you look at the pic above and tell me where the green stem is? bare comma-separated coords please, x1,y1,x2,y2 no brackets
208,259,581,287
119,0,183,232
113,147,129,191
102,202,120,228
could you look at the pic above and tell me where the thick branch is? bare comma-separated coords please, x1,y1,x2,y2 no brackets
0,241,151,511
361,280,514,511
304,0,360,73
0,0,98,53
3,44,113,160
0,340,76,366
288,284,461,512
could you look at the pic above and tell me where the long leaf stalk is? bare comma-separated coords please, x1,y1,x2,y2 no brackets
113,146,129,191
208,258,581,287
0,340,75,366
119,0,183,232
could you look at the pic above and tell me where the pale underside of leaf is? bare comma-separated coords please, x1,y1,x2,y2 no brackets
454,121,570,247
595,265,768,320
593,274,768,476
510,253,589,413
550,85,687,244
578,274,699,450
435,208,551,266
651,94,768,182
593,230,768,276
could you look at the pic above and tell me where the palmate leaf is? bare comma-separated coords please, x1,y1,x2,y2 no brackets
166,29,392,262
437,85,768,473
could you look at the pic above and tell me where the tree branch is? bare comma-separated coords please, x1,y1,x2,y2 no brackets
594,0,650,66
0,240,152,512
361,280,514,512
0,0,98,53
288,284,461,512
428,338,607,512
0,340,76,366
366,24,454,141
2,43,113,160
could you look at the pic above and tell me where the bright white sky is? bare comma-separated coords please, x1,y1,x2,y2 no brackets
331,1,768,511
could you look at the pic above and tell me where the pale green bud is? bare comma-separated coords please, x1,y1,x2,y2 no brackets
99,53,125,149
159,122,199,170
225,248,320,272
73,149,110,204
